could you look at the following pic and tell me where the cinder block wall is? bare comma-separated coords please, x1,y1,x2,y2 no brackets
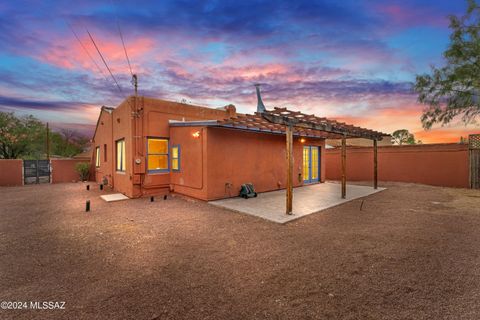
325,143,469,188
0,160,23,186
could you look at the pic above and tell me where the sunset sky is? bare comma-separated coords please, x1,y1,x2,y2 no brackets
0,0,478,142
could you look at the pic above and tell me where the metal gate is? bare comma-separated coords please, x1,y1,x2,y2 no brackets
470,134,480,189
24,160,50,184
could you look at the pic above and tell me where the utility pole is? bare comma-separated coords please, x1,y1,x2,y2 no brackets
46,122,50,160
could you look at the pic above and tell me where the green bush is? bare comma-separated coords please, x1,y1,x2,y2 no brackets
75,162,90,181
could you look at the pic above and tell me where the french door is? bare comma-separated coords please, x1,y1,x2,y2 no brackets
303,146,320,183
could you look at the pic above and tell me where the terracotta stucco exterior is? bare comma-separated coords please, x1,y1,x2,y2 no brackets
325,143,469,188
92,97,326,200
0,159,88,186
50,159,89,183
0,159,23,186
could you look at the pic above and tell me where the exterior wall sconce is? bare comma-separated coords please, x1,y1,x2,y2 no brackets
300,138,306,143
192,131,201,138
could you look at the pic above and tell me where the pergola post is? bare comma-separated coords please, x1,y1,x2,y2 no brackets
286,125,293,215
341,135,346,199
373,139,378,189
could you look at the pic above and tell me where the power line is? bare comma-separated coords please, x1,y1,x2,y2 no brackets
66,22,109,82
86,29,124,95
116,21,133,77
65,21,117,107
111,0,136,96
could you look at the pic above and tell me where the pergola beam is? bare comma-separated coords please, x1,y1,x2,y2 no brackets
262,112,384,140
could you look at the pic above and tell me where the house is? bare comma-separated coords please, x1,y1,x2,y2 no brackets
91,88,388,202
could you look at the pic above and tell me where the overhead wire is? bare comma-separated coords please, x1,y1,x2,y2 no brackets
116,20,133,77
67,22,109,82
86,29,124,95
111,0,136,96
65,20,117,107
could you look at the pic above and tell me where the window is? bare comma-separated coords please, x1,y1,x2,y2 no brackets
147,138,169,172
171,145,180,171
116,139,126,172
95,146,100,167
103,144,107,162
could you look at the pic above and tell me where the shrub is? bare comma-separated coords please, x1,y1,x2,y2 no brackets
75,162,90,181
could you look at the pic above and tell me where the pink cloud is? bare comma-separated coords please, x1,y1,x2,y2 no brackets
374,4,448,29
37,35,155,76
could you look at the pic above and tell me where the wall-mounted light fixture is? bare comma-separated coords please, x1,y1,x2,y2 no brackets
192,131,201,138
300,138,306,143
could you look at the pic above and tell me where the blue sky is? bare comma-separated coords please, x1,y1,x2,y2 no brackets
0,0,476,142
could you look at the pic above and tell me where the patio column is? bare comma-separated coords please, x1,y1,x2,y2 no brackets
341,135,346,199
373,139,378,189
286,125,293,215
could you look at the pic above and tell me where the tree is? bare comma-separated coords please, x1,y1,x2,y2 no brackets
414,0,480,129
0,111,90,159
51,129,89,158
0,112,46,159
391,129,416,145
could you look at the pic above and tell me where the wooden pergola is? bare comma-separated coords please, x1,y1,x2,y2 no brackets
217,107,389,215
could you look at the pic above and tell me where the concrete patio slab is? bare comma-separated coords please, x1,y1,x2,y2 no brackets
209,182,385,223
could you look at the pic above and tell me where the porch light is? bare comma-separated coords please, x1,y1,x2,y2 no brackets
300,138,306,143
192,131,201,138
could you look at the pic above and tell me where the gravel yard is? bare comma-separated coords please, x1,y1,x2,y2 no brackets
1,182,479,320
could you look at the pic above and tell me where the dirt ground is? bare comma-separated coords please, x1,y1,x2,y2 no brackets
0,182,479,320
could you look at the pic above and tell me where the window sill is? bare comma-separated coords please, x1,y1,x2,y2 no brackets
147,171,170,175
116,171,126,175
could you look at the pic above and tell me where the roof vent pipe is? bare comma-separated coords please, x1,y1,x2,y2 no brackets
254,84,266,113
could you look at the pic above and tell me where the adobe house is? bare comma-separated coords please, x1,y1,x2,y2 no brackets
92,86,388,212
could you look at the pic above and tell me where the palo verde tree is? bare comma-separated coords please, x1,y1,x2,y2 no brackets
414,0,480,128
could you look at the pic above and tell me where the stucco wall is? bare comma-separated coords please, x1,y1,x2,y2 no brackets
0,159,23,186
51,159,89,183
205,127,326,200
0,159,91,186
93,109,113,185
325,143,469,188
169,126,208,199
138,98,234,197
92,97,235,198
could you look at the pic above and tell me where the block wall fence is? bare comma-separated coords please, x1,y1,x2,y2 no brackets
0,144,472,189
325,143,469,188
0,159,89,186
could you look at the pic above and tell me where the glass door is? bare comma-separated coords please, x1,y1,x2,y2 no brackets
303,146,320,183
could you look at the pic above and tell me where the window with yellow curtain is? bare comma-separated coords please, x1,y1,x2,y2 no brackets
116,139,126,172
147,138,169,172
95,146,100,167
171,145,180,171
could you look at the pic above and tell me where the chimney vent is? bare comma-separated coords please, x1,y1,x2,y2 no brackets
254,84,266,113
